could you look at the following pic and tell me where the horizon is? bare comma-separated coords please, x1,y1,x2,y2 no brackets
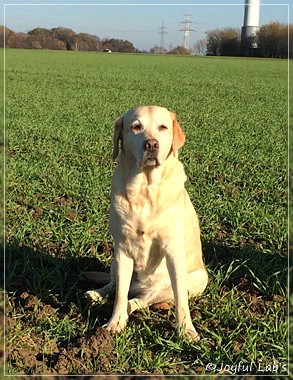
2,1,291,51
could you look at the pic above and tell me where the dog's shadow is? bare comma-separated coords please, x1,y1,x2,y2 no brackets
4,238,287,325
203,241,287,297
5,241,115,326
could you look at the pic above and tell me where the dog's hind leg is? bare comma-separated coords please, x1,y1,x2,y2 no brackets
187,268,208,297
127,285,174,315
82,271,111,284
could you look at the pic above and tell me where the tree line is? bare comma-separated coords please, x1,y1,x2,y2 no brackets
206,22,292,58
1,22,292,57
0,26,138,53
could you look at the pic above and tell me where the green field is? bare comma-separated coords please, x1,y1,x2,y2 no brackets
5,49,288,375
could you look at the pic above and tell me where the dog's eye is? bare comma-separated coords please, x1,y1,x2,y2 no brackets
159,125,168,131
131,124,142,132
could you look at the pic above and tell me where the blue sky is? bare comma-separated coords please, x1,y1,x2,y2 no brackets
2,1,291,50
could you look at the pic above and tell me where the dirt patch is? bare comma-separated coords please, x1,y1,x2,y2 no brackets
53,328,115,375
6,288,116,375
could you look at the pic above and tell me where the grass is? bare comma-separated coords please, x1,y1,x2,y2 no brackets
4,49,288,375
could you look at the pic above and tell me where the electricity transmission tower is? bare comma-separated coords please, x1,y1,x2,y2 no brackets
180,13,195,51
158,21,167,53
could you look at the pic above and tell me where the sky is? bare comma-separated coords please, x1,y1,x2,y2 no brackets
1,1,291,51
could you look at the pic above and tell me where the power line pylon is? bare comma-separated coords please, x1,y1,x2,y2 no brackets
180,13,195,51
158,21,167,53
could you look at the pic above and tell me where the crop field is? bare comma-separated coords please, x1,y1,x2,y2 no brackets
4,49,288,375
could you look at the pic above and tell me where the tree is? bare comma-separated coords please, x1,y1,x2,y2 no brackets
76,33,101,51
50,27,78,50
28,27,51,36
206,22,291,58
205,29,221,55
219,28,241,56
1,25,139,52
168,45,189,55
0,26,13,48
7,31,28,49
256,22,288,58
193,39,207,56
206,28,240,56
101,38,137,53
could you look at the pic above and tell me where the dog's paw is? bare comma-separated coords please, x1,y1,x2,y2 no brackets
185,328,200,343
178,324,200,342
106,315,128,333
83,290,103,303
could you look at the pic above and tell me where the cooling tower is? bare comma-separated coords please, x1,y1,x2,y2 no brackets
241,0,260,45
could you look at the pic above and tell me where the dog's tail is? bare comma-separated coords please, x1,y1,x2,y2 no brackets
82,271,111,284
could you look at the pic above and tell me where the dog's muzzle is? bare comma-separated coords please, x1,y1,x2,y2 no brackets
141,139,160,167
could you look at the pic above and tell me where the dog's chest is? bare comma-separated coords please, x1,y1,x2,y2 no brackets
121,190,157,238
115,182,158,222
123,215,160,272
111,187,163,271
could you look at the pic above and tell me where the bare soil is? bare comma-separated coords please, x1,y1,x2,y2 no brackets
6,292,115,375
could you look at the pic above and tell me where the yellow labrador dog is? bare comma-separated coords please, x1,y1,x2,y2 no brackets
85,105,208,341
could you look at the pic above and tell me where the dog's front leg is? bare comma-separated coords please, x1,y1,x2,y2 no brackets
165,247,200,342
106,249,134,333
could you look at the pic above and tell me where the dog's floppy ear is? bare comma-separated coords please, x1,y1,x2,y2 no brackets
113,116,123,160
170,112,185,155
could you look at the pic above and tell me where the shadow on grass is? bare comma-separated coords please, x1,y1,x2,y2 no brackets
5,241,114,322
203,241,287,297
5,238,287,310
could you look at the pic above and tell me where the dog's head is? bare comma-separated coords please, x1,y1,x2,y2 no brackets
113,106,185,169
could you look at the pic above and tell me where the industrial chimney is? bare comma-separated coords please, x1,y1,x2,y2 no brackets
241,0,260,49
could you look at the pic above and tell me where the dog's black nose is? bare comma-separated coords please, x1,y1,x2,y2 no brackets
144,139,159,151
